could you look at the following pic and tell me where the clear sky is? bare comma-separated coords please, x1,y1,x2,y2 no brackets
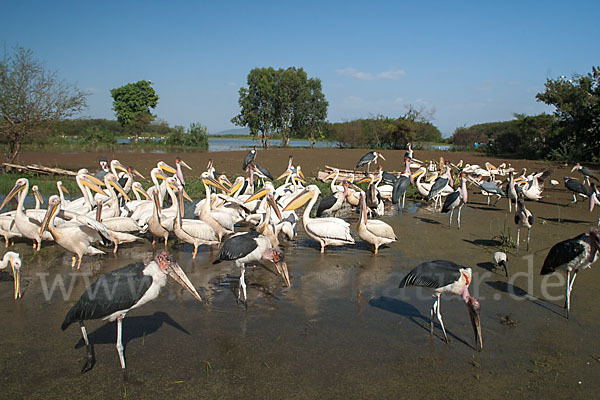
2,0,598,137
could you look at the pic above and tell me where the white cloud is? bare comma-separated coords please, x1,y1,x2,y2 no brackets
336,67,406,81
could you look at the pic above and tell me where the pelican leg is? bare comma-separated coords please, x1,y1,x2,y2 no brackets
192,245,198,259
116,315,127,381
71,256,77,268
79,321,93,373
77,256,82,270
164,237,168,250
113,242,119,254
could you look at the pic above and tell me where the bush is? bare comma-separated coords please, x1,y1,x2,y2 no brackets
79,126,117,146
164,122,209,149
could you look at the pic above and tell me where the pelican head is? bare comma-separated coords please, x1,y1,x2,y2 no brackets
282,185,320,211
104,173,130,201
0,178,29,211
157,161,176,175
40,195,61,239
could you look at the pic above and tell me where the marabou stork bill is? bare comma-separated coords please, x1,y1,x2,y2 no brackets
61,251,202,380
399,260,483,351
540,227,600,319
242,147,257,171
0,252,22,299
356,151,385,172
213,231,290,304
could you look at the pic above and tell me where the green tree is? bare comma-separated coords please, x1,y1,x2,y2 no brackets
536,67,600,161
111,80,159,143
232,67,328,148
0,46,88,163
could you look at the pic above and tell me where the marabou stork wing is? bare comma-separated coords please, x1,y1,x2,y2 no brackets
441,190,460,213
480,181,505,196
306,219,354,242
255,164,273,180
213,231,261,263
425,177,449,200
565,179,589,195
540,234,588,275
399,260,463,289
382,171,398,185
356,152,374,168
61,262,152,329
581,166,599,181
317,194,338,217
242,151,255,171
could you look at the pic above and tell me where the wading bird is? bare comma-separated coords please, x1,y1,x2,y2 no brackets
441,173,468,228
356,192,396,254
283,185,354,253
213,231,290,303
564,176,589,204
399,260,483,351
540,227,600,319
514,199,534,255
356,151,385,173
571,163,599,186
494,251,508,277
242,147,257,171
0,252,21,299
61,251,202,380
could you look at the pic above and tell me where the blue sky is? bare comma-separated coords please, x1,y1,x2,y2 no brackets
2,0,598,137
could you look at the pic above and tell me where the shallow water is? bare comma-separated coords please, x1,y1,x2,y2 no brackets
1,187,600,399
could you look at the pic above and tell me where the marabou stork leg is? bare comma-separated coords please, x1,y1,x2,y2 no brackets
516,228,520,255
526,228,531,251
429,298,436,336
487,195,490,206
238,264,247,303
402,193,406,209
449,209,454,228
572,194,577,203
116,315,127,381
457,204,463,229
565,271,577,319
79,321,93,373
508,199,512,212
432,293,449,343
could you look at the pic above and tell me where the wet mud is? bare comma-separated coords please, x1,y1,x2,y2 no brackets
1,149,599,399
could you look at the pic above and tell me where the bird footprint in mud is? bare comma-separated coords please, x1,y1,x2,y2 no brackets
498,313,518,328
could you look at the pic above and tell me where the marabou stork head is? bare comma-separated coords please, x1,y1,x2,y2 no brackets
155,251,203,302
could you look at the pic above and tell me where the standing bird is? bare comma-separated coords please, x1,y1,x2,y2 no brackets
571,163,599,186
506,171,518,212
540,227,600,319
424,164,452,210
493,251,508,277
174,157,192,186
398,260,483,351
356,192,396,254
61,251,202,380
0,252,22,300
356,151,385,173
589,182,600,226
242,147,257,171
213,231,290,303
473,175,506,206
564,176,589,204
94,157,110,180
441,173,468,228
514,199,534,255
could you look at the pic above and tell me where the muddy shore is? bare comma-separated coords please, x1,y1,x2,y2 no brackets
1,148,599,399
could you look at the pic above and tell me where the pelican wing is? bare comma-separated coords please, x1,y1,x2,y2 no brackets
180,220,219,242
365,220,397,240
306,219,354,242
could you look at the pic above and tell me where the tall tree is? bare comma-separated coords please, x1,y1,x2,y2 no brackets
536,67,600,161
232,67,328,148
111,80,159,142
0,46,88,163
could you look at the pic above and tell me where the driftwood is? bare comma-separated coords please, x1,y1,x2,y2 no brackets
2,162,78,176
317,165,404,182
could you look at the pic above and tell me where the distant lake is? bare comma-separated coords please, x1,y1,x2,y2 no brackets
116,137,337,152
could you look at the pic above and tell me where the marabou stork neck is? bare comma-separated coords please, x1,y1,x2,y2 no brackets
399,260,483,351
0,252,22,300
541,227,600,319
174,157,192,186
61,251,202,380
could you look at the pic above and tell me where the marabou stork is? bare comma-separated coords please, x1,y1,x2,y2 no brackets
0,252,21,299
425,164,452,210
540,227,600,319
493,251,508,277
356,151,385,172
94,157,110,180
399,260,483,351
505,171,518,212
571,163,599,186
213,231,290,303
391,157,413,209
564,176,589,204
61,251,202,380
253,163,274,181
590,183,600,226
472,175,506,206
316,181,349,217
404,142,413,159
514,199,533,255
174,157,192,186
242,147,257,171
441,173,468,228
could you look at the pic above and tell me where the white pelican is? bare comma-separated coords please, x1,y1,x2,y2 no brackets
356,192,396,254
95,201,143,254
148,191,175,249
40,196,112,269
0,251,22,299
173,185,219,258
197,172,234,241
283,185,354,253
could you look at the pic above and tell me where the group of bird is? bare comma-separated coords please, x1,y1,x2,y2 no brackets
1,143,599,381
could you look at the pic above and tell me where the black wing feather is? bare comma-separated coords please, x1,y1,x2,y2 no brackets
213,231,261,263
565,179,589,195
392,176,410,204
425,177,449,200
356,152,374,168
399,260,463,289
61,262,152,330
317,194,338,216
441,190,460,213
540,234,588,275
